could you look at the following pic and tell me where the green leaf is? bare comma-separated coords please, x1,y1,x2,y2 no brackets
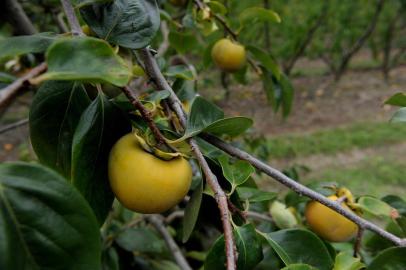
145,90,171,103
102,247,119,270
382,195,406,216
246,45,280,80
281,264,319,270
184,96,224,138
207,1,227,15
218,155,254,189
0,33,57,61
204,224,263,270
390,108,406,123
368,247,406,269
164,65,195,80
29,81,91,179
237,187,276,203
269,229,334,270
0,162,101,270
357,196,396,218
182,180,203,243
385,93,406,107
205,116,253,137
270,201,298,229
36,37,131,86
332,251,364,270
71,93,131,224
116,227,165,253
239,7,281,30
80,0,160,49
151,260,181,270
260,232,292,266
169,31,198,54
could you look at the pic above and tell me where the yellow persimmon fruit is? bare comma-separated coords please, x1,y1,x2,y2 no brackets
108,133,192,213
305,195,358,242
211,38,246,72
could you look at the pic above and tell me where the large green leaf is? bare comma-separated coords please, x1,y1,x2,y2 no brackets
268,229,334,270
29,81,91,179
237,187,277,203
246,45,280,80
80,0,160,49
218,155,254,190
239,7,281,30
169,31,198,54
368,247,406,269
204,224,263,270
357,196,396,218
385,93,406,107
71,93,131,224
0,162,101,270
332,251,364,270
0,33,57,61
36,37,131,86
204,117,253,137
281,264,318,270
116,227,165,253
182,180,203,243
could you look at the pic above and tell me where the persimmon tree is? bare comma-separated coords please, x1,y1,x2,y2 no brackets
0,1,405,270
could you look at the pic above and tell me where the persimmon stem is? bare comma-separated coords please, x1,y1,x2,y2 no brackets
353,228,364,257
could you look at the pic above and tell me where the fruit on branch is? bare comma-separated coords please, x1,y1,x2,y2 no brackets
169,0,188,7
305,195,358,242
211,38,246,72
108,133,192,213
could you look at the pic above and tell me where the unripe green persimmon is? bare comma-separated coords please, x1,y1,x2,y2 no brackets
108,133,192,213
305,195,358,242
211,38,246,72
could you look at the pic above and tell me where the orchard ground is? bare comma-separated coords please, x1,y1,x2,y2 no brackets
1,54,405,200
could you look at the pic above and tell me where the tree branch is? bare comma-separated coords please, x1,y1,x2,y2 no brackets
353,228,364,257
335,0,385,80
201,133,406,247
0,62,47,112
0,118,28,134
283,0,330,75
146,215,192,270
0,0,37,35
139,48,237,270
60,0,84,36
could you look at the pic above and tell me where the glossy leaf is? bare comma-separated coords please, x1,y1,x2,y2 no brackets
182,180,203,243
239,7,281,30
102,248,119,270
218,155,254,189
204,116,253,137
71,93,131,224
390,108,406,123
0,162,101,270
204,224,263,270
29,81,91,179
368,247,406,269
357,196,397,218
116,227,165,253
269,229,334,270
237,187,277,203
332,251,364,270
184,96,224,138
385,93,406,107
246,45,281,80
36,37,131,86
382,195,406,216
260,232,292,266
80,0,160,49
0,33,56,60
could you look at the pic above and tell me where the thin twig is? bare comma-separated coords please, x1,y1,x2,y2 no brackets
0,118,28,134
0,0,37,35
201,133,406,247
139,48,237,270
353,228,364,257
60,0,84,36
0,62,47,112
122,86,168,146
146,215,192,270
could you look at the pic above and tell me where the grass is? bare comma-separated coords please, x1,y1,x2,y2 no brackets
305,157,406,200
265,122,406,159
